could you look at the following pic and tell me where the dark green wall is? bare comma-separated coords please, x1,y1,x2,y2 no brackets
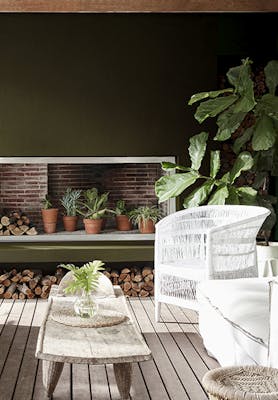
0,14,217,158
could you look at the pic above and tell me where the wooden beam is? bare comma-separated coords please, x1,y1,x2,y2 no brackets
0,0,276,13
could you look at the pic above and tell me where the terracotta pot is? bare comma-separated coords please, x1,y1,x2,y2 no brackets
139,219,155,234
41,208,58,234
116,215,132,231
83,218,102,234
63,216,78,232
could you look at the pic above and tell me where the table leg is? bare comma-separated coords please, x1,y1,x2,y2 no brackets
42,360,64,398
113,362,132,400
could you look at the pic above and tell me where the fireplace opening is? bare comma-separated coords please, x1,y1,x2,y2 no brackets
0,157,175,240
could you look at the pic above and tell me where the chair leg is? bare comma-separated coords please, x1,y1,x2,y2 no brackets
155,301,161,322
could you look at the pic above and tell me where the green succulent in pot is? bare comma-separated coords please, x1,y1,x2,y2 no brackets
41,195,58,234
114,199,133,231
60,188,82,232
129,205,162,234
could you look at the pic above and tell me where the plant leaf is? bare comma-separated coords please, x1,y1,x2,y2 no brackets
208,185,229,205
215,106,247,141
264,60,278,95
252,114,277,151
230,152,254,184
194,95,238,124
155,171,199,203
226,186,240,205
161,161,190,172
189,132,208,170
188,88,234,105
255,94,278,116
183,180,215,208
273,143,278,176
227,59,256,112
210,150,220,179
232,126,253,154
237,187,257,205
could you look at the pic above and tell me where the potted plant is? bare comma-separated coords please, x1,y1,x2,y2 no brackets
155,58,278,275
77,188,111,234
114,200,132,231
41,195,58,234
60,188,82,232
60,260,104,318
129,205,161,233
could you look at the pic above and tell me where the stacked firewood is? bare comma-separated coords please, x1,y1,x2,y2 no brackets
0,211,37,236
0,267,65,299
104,266,154,297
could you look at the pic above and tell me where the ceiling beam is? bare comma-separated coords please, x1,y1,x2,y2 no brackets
0,0,277,13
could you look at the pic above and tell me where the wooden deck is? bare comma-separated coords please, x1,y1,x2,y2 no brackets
0,297,219,400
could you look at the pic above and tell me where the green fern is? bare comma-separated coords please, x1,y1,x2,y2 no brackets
60,260,105,295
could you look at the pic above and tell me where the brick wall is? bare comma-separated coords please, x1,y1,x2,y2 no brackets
0,163,164,231
0,164,48,228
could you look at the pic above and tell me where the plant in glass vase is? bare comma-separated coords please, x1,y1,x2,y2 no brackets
60,260,105,318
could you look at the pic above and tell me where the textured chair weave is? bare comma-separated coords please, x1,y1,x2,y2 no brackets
202,366,278,400
154,205,270,318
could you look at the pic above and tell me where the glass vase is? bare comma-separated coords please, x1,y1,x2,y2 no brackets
74,291,98,318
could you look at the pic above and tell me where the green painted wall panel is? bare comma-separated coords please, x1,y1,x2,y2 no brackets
0,14,217,159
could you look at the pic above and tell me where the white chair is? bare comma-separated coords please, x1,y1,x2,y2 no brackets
154,205,270,321
197,277,278,368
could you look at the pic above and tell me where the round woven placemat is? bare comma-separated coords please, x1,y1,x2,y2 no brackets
50,300,128,328
202,366,278,400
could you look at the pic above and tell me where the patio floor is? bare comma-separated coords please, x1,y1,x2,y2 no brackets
0,297,219,400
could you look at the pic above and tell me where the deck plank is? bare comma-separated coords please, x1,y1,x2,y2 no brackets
0,297,219,400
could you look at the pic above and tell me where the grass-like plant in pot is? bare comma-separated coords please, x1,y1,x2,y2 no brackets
129,205,161,233
77,188,111,234
60,188,82,232
41,195,58,234
114,199,132,231
60,260,105,318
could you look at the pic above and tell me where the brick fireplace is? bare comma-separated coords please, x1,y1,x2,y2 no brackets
0,157,175,235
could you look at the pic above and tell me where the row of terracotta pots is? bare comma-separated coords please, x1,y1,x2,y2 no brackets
41,210,155,234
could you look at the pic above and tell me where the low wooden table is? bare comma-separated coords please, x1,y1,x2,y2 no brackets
35,287,152,399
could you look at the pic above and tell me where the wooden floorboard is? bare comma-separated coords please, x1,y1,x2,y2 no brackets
0,297,219,400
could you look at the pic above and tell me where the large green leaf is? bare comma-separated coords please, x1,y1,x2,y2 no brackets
255,94,278,116
264,60,278,95
227,59,256,112
230,152,254,184
155,171,199,203
237,187,257,205
188,88,234,105
210,151,220,179
226,186,240,205
208,185,229,205
215,106,247,141
273,142,278,176
252,115,277,151
161,161,190,172
189,132,208,171
194,95,238,124
232,126,253,154
183,180,215,208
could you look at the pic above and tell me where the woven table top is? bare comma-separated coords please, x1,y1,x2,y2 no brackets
202,366,278,400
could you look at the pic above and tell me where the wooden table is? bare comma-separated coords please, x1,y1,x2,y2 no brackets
35,287,152,399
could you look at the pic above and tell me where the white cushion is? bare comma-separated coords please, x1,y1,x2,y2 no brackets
197,278,272,364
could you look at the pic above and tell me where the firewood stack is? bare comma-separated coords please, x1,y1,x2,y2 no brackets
0,211,38,236
0,267,65,299
103,266,154,297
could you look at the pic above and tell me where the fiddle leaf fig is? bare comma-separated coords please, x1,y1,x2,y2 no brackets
252,114,276,151
264,60,278,95
183,180,215,208
188,88,234,105
194,95,238,124
232,126,253,154
189,131,208,170
226,186,240,205
210,150,220,179
208,185,229,205
155,171,199,203
215,105,247,141
230,152,254,184
237,187,257,205
161,161,190,172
